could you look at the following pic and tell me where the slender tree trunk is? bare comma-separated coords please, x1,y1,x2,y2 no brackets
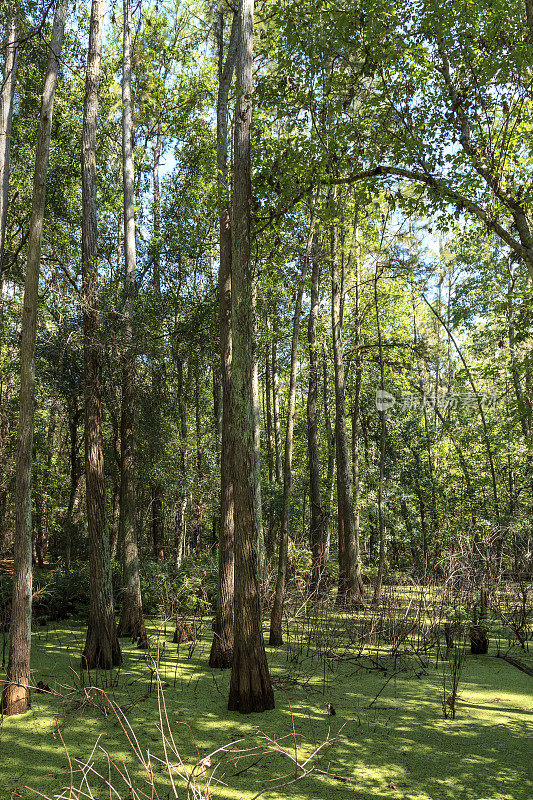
151,484,163,558
110,477,120,559
252,277,265,569
323,350,335,565
265,330,274,485
270,219,314,644
81,0,121,671
36,400,57,568
212,359,222,552
400,499,420,573
271,337,283,484
413,461,428,576
330,191,363,606
352,221,364,595
0,369,14,555
308,240,326,593
175,496,186,567
264,333,275,558
526,0,533,41
193,364,203,553
0,5,18,307
151,123,165,561
228,0,274,713
176,354,189,564
64,403,81,567
213,363,222,459
1,0,68,715
420,397,439,566
508,263,532,440
209,5,238,669
269,255,308,645
372,266,386,604
507,262,533,539
117,0,147,648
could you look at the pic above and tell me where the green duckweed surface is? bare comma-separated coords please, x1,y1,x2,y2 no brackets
0,618,531,800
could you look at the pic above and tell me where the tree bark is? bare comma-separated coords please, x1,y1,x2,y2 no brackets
176,353,188,564
264,328,275,557
64,402,81,567
228,0,274,713
36,400,57,568
117,0,147,648
110,476,120,559
508,262,531,442
252,277,265,570
308,239,326,593
270,220,314,645
0,368,14,556
0,4,18,308
265,329,274,485
271,337,283,485
372,265,386,604
1,0,68,716
81,0,121,671
352,226,364,597
151,123,165,561
210,5,238,669
322,349,335,565
330,190,363,606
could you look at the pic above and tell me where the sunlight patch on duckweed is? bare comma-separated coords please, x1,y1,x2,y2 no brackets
0,618,531,800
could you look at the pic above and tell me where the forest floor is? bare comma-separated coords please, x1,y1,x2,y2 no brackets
0,612,531,800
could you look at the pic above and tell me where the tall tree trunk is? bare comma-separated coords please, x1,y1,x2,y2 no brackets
372,266,386,604
110,476,120,559
352,243,364,596
264,331,275,557
81,0,121,671
308,240,326,593
0,368,15,555
508,261,532,441
330,191,363,606
271,337,283,484
117,0,147,648
209,5,238,669
151,123,165,561
265,329,274,485
176,353,189,564
175,496,186,567
400,499,420,573
228,0,274,713
193,363,203,553
323,349,335,565
1,0,68,716
252,277,265,569
213,359,222,551
64,403,81,567
526,0,533,41
0,4,18,308
36,400,57,568
507,261,533,538
270,221,314,645
413,458,428,576
419,393,439,566
213,362,222,459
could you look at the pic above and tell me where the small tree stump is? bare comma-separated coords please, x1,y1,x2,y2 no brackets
470,625,488,654
173,621,197,644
